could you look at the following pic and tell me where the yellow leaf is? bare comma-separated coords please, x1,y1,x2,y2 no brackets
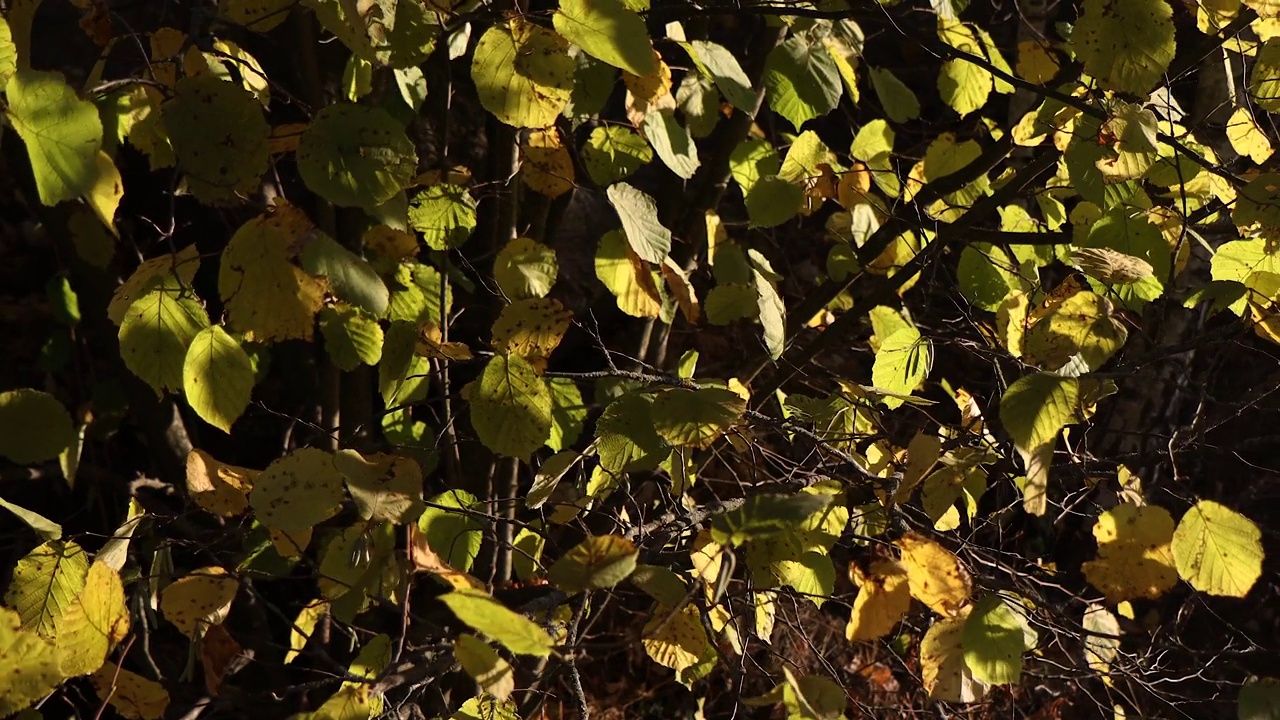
148,28,185,88
285,600,327,665
595,229,662,317
1016,40,1060,84
408,525,486,590
642,603,711,672
268,122,307,155
248,448,346,533
454,633,515,701
85,150,123,233
185,448,257,517
0,607,61,717
897,532,972,616
1081,503,1177,602
491,297,573,369
54,561,130,677
415,323,474,362
1227,107,1275,165
159,567,239,638
521,128,575,198
846,559,911,641
218,203,328,343
4,540,89,637
623,51,673,126
90,662,169,720
270,527,313,558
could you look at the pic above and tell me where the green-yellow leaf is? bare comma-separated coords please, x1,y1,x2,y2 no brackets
962,596,1024,685
455,633,515,701
920,608,988,702
418,490,484,572
687,40,756,115
871,326,931,409
548,377,587,451
297,104,417,209
711,493,831,547
596,392,669,473
763,35,842,131
285,600,327,664
553,0,655,76
547,534,639,592
3,68,103,205
440,587,554,656
319,304,384,371
745,175,804,228
650,387,745,448
335,450,424,525
4,540,89,637
183,325,254,433
472,19,574,128
471,354,552,459
119,285,210,396
408,183,477,250
0,389,76,465
159,567,239,638
999,372,1079,516
1071,0,1175,95
495,237,559,300
299,231,390,317
607,182,671,264
1170,500,1264,598
868,66,920,123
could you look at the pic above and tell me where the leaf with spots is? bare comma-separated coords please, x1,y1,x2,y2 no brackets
897,532,972,617
1070,0,1175,96
218,205,328,343
521,128,575,198
472,18,575,128
108,244,200,325
920,607,988,702
650,387,745,449
159,567,239,638
494,237,559,300
643,603,712,673
90,662,170,720
164,74,268,204
186,449,257,517
249,448,347,533
491,298,573,370
1081,503,1177,602
0,608,62,718
54,561,130,678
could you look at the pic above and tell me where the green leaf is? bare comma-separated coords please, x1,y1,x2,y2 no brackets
298,232,390,318
773,551,835,604
4,68,103,205
249,448,347,533
164,74,269,204
0,496,61,541
0,389,76,465
319,304,384,371
650,387,746,449
583,126,653,185
548,377,587,451
868,66,921,123
750,250,787,361
1083,207,1170,282
687,40,756,115
606,182,672,263
472,19,575,128
705,283,759,325
553,0,655,76
183,325,254,433
297,104,417,210
388,262,452,325
418,490,484,572
439,587,555,656
471,354,552,459
564,47,617,125
596,392,670,473
1171,500,1264,598
0,15,15,87
451,697,520,720
1023,291,1128,372
1070,0,1175,95
335,450,424,525
0,607,62,718
547,534,639,592
958,244,1026,311
729,137,780,195
641,108,700,179
711,493,832,547
762,35,842,130
119,286,211,396
3,540,89,637
871,326,931,409
494,237,559,300
745,175,804,228
999,373,1079,515
1252,40,1280,113
408,183,477,250
962,596,1025,684
937,22,991,117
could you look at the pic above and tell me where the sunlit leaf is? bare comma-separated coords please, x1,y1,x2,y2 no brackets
763,35,842,130
1071,0,1175,95
897,532,972,617
0,607,61,717
249,448,346,533
184,325,254,433
471,354,553,459
4,540,89,637
920,607,988,702
219,206,327,343
547,534,639,592
159,567,239,638
472,18,574,128
1170,500,1264,597
553,0,655,76
335,450,424,525
55,561,130,677
3,68,103,205
440,587,554,656
847,559,911,641
1081,503,1178,602
164,74,268,204
650,387,745,448
408,183,477,250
